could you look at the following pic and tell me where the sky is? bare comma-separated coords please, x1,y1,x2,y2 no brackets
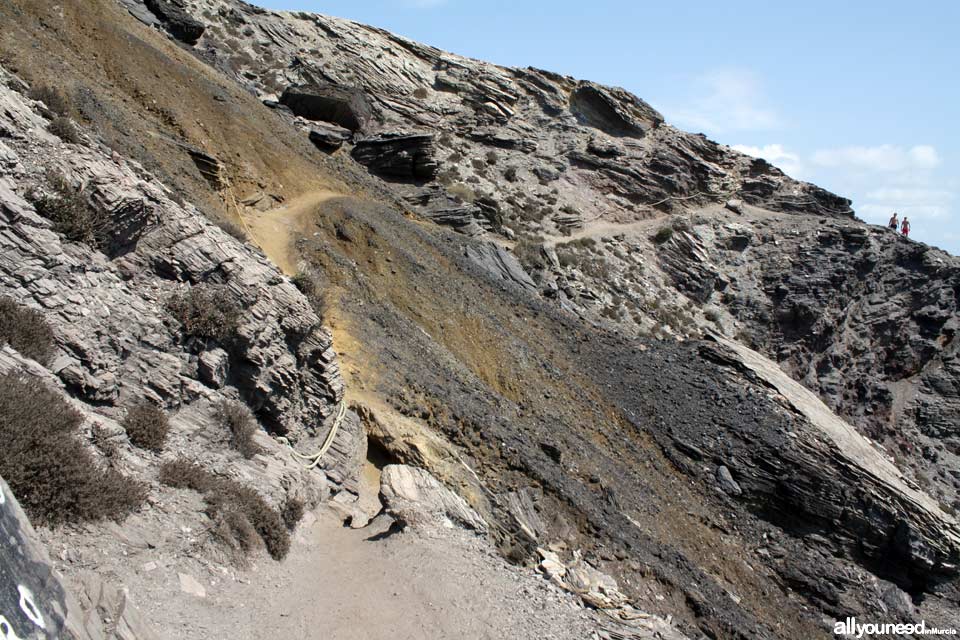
256,1,959,255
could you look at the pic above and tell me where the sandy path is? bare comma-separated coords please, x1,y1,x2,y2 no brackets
133,508,593,640
242,190,340,275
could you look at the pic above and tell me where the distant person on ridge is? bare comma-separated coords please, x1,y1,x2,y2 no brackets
901,217,911,237
888,212,899,230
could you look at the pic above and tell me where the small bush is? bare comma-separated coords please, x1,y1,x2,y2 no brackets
28,172,109,249
485,150,499,165
215,218,246,242
218,400,261,459
291,271,328,321
28,85,70,116
412,87,429,100
122,402,170,452
653,227,674,244
513,239,545,271
0,297,56,364
49,116,80,144
281,498,305,530
447,183,476,203
0,374,145,526
159,459,290,560
166,285,241,343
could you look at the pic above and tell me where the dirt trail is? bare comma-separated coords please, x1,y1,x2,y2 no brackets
130,508,593,640
242,191,341,275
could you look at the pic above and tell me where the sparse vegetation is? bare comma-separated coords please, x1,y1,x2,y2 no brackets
485,150,499,165
653,226,674,244
216,218,247,242
122,401,170,452
218,400,261,459
166,285,241,343
282,497,305,530
0,297,56,364
291,271,328,321
412,87,429,100
160,459,290,560
513,238,545,271
28,85,70,116
0,374,145,526
447,183,476,203
28,171,109,249
49,116,80,144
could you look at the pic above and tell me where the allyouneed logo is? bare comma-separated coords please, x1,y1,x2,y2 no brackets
834,617,958,637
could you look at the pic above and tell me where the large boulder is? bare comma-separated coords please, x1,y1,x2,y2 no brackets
279,83,373,132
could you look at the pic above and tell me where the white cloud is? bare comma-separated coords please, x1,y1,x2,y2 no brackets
859,187,954,222
666,69,781,134
731,143,804,178
811,144,941,172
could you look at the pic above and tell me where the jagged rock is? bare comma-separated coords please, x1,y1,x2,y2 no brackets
143,0,205,44
715,465,742,496
177,573,206,598
351,133,439,181
696,335,960,582
569,82,663,138
379,464,488,532
280,83,373,132
308,123,352,152
197,347,228,388
464,242,537,292
0,476,160,639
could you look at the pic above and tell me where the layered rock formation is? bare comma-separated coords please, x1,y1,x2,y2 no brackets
0,0,957,637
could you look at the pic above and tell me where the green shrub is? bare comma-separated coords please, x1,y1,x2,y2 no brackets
122,401,170,452
28,172,109,249
0,374,145,526
49,116,80,144
159,459,290,560
218,400,260,459
653,226,674,244
0,297,56,364
28,85,70,116
166,285,241,343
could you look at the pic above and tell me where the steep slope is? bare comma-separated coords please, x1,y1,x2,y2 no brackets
0,1,957,639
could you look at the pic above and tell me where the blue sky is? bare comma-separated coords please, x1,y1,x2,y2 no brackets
256,1,959,255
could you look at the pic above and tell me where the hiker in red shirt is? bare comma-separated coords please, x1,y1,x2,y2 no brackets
900,217,911,237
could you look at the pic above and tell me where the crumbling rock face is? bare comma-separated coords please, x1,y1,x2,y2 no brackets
190,2,851,236
351,132,439,181
0,71,342,441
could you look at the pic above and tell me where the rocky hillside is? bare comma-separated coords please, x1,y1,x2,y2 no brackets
0,0,957,638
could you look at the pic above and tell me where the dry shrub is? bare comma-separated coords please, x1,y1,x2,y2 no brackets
215,218,247,242
0,297,56,364
28,85,70,116
159,459,290,560
28,172,109,249
0,374,145,526
218,400,260,459
166,285,240,343
281,498,305,530
122,401,170,452
291,271,328,321
49,116,81,144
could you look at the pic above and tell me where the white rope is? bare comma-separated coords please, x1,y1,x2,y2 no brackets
277,401,347,469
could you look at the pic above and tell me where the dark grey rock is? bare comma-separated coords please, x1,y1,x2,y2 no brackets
280,83,373,132
352,133,439,181
143,0,205,44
